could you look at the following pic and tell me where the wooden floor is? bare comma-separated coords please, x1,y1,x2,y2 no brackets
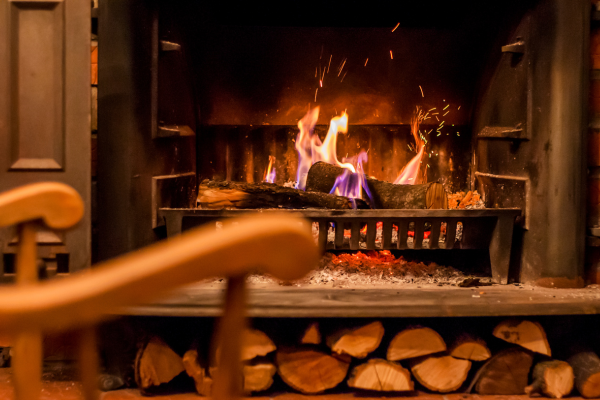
122,283,600,317
0,369,585,400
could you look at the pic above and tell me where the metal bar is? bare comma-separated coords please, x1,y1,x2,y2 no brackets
397,220,409,250
334,220,345,249
366,221,376,250
350,221,360,250
413,220,425,249
318,221,327,251
429,221,441,249
445,219,457,249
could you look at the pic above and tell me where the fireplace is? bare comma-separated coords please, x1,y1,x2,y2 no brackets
97,0,588,289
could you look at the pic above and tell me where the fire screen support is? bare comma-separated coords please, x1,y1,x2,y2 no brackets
98,0,589,286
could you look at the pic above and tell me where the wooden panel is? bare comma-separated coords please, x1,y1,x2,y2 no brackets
9,0,65,170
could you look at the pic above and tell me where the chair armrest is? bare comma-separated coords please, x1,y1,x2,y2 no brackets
0,182,84,230
0,214,319,334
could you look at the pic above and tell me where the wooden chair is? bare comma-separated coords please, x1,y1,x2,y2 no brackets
0,182,319,400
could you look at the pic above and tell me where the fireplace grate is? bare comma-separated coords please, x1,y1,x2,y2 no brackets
159,208,520,283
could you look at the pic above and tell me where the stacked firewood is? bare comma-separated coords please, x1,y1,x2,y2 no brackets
135,319,600,398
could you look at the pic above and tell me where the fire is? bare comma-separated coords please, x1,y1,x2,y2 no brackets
263,155,276,183
393,107,427,185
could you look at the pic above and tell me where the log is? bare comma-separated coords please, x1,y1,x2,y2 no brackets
305,161,448,209
387,327,447,361
243,362,277,393
449,334,491,361
327,321,384,359
301,322,322,345
493,320,551,356
469,348,534,395
525,360,574,399
276,348,350,394
568,351,600,398
134,337,185,391
216,328,276,362
347,359,414,392
197,179,365,210
410,355,471,393
183,349,213,396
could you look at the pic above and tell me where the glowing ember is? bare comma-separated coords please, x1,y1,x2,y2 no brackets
263,155,276,183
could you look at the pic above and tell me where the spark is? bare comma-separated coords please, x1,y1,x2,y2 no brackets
427,164,430,168
436,116,439,121
437,133,441,136
315,68,317,78
337,58,347,76
315,88,318,102
419,86,424,97
327,55,332,73
390,50,393,59
443,111,449,116
341,71,348,82
457,133,460,136
428,107,436,111
320,80,323,87
392,22,400,32
364,58,369,66
443,104,450,110
458,105,461,110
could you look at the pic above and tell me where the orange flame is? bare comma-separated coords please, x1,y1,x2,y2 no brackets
393,107,427,185
295,107,356,190
263,155,276,183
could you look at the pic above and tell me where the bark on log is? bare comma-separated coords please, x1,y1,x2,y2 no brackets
493,320,551,356
305,162,448,209
301,322,322,345
183,349,213,396
449,334,491,361
134,337,185,391
387,327,447,361
568,351,600,398
468,348,534,395
347,359,414,392
327,321,384,359
410,355,471,393
197,179,365,210
525,360,574,399
276,348,350,394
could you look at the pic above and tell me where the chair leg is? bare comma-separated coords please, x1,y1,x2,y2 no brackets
78,326,99,400
212,275,247,400
13,330,42,400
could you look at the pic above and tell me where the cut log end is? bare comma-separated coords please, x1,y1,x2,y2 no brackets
276,348,350,394
328,321,384,359
450,336,491,361
411,355,471,393
243,363,277,393
493,320,551,356
568,351,600,398
473,348,534,395
387,327,447,361
525,361,574,399
135,337,185,390
241,329,277,361
301,322,322,345
348,359,413,392
182,350,212,396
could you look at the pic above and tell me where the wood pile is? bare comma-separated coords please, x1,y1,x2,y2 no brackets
133,319,588,398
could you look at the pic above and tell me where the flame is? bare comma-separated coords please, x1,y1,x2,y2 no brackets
263,155,276,183
393,107,427,185
330,151,372,208
295,107,356,190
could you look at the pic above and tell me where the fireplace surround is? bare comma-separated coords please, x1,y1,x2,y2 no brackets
97,0,588,294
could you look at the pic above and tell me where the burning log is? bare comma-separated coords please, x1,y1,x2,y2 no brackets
326,321,384,359
197,179,366,209
567,351,600,398
276,348,350,394
525,360,574,399
468,348,534,395
493,320,551,356
410,355,471,392
134,337,185,391
449,334,491,361
301,322,322,345
305,162,448,209
347,359,414,392
183,350,213,396
387,327,447,361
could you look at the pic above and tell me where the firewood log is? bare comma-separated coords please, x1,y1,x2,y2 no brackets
197,179,366,209
347,359,414,392
305,161,448,209
327,321,384,359
276,347,351,394
134,337,185,391
216,328,276,362
525,360,574,399
243,361,277,393
387,327,447,361
568,351,600,398
449,334,491,361
182,349,213,396
301,322,322,345
493,320,551,356
410,355,471,392
468,348,534,395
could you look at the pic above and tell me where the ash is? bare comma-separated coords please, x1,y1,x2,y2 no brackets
244,251,475,287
